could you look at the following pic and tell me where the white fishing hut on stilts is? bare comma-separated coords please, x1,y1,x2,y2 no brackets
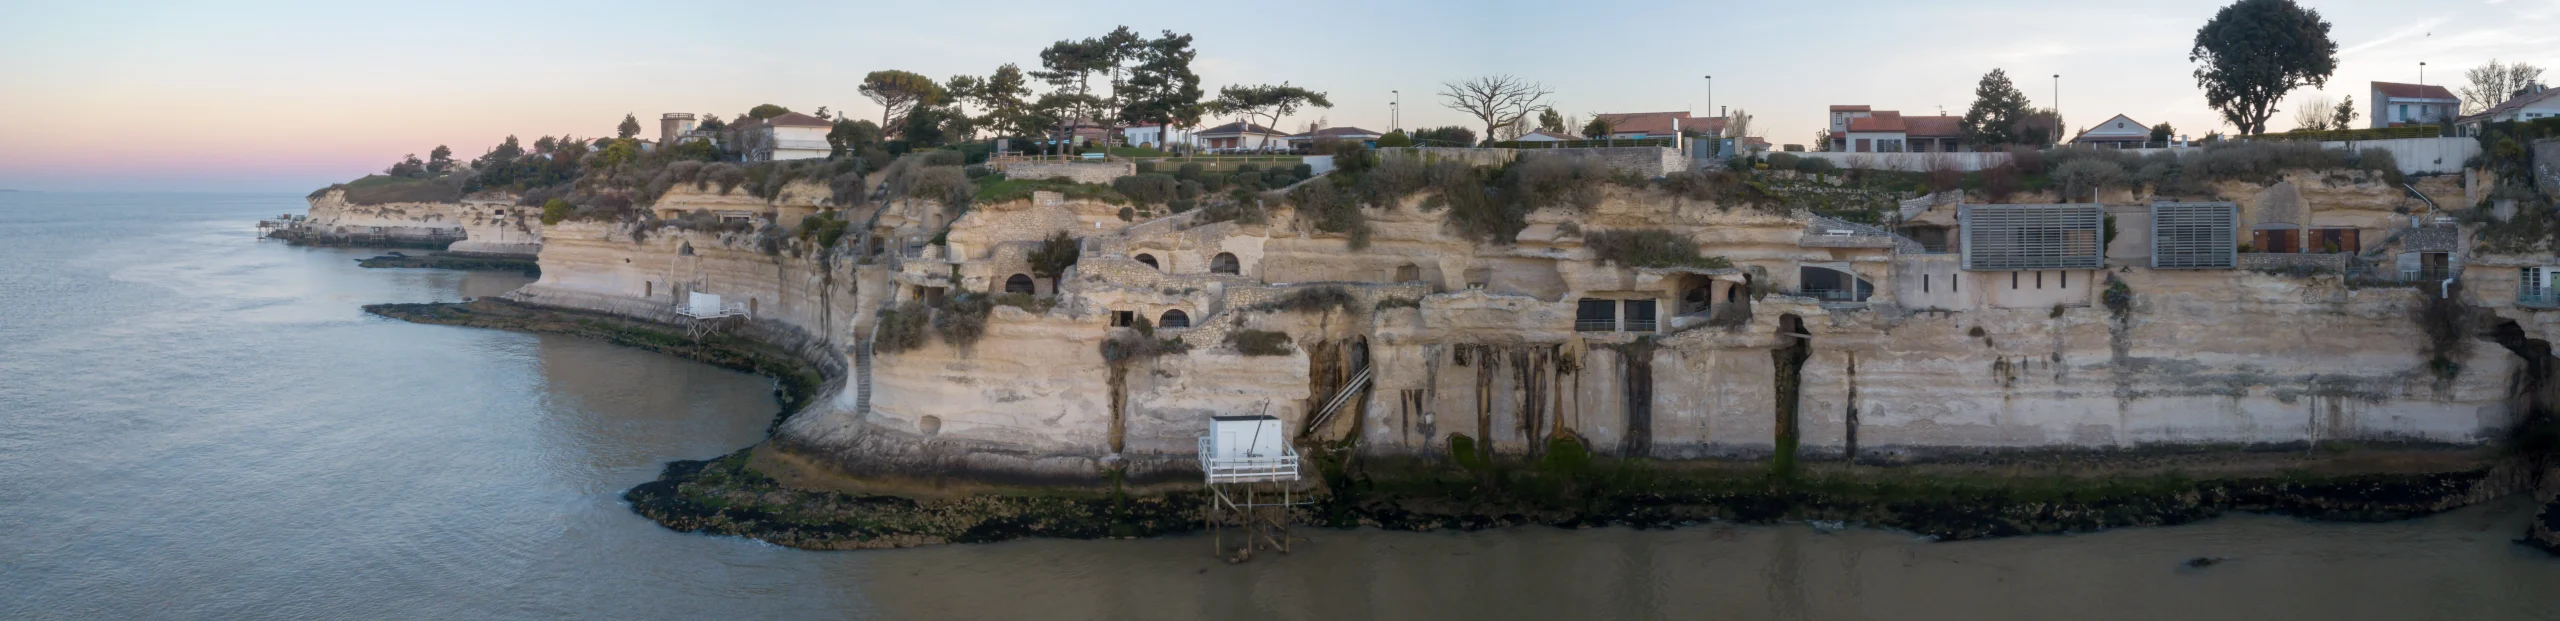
1199,413,1302,561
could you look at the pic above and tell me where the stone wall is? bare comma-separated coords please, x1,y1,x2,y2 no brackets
1000,161,1134,185
2239,252,2350,274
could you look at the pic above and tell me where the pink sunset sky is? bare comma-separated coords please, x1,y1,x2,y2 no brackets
3,0,2555,192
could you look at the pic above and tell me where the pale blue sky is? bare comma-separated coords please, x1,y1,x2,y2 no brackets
2,0,2554,192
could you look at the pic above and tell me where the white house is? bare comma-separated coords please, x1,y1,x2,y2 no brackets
2370,82,2459,128
1195,121,1291,151
2070,114,2150,148
1120,125,1193,150
746,112,832,161
2457,82,2560,136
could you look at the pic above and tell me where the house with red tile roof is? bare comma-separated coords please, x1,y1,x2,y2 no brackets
1827,106,1967,152
2369,81,2458,128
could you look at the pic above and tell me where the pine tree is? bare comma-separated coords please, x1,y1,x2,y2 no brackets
1960,69,2033,146
617,114,642,139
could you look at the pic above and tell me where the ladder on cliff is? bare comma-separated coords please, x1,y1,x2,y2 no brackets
1299,365,1372,438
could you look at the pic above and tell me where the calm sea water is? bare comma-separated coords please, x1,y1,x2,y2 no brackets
1,192,2555,620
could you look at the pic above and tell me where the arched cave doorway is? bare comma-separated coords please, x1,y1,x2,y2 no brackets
1135,253,1160,269
1211,252,1240,275
1159,309,1190,328
1004,273,1035,294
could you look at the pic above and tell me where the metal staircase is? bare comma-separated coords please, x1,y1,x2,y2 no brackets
1299,365,1372,436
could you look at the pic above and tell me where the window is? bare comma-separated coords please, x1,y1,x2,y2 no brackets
1111,310,1134,327
1624,300,1658,332
1004,274,1035,294
1575,299,1617,332
1210,252,1240,275
2036,271,2043,289
1134,253,1159,269
1158,309,1190,328
2399,104,2408,121
2060,271,2068,288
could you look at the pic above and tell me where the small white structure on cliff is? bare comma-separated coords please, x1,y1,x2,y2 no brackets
1200,414,1297,483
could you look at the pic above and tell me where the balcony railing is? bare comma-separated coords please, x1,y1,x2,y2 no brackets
1575,319,1617,332
1198,437,1300,484
2521,289,2560,307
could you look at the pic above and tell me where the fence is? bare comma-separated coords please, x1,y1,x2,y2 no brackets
1488,137,1678,149
1794,151,2012,172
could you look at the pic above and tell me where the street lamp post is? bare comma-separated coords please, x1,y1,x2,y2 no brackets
1392,90,1400,132
2052,74,2061,146
1703,75,1713,122
2419,62,2430,125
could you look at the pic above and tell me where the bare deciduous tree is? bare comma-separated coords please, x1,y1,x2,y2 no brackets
2291,93,2335,131
2461,59,2547,115
1437,75,1551,147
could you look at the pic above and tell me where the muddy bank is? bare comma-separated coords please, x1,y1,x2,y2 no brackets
364,299,826,431
356,251,539,274
619,440,2529,550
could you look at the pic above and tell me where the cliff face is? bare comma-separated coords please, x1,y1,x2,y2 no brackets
294,189,542,255
489,169,2525,486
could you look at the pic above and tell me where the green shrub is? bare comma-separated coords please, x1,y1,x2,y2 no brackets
1113,173,1180,205
873,301,930,353
933,294,993,349
1176,162,1205,181
1226,329,1293,356
540,198,574,225
920,150,966,166
1252,286,1359,314
1584,227,1730,268
1447,434,1486,471
1794,157,1834,176
1135,161,1157,174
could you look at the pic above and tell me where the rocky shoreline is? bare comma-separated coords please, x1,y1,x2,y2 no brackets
615,441,2531,550
356,251,540,274
367,298,2560,555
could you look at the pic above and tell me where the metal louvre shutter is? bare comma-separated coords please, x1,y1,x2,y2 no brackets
2149,202,2237,269
1960,205,2104,271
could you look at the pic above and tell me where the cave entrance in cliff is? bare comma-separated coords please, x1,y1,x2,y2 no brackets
1135,253,1160,270
1159,309,1190,329
1677,273,1715,317
1004,273,1036,294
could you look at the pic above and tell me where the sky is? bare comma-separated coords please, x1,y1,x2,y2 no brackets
2,0,2556,193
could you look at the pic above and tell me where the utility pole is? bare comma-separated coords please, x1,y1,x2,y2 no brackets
1391,90,1400,132
2052,74,2061,146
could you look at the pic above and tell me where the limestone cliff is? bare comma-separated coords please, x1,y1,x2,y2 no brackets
488,167,2531,487
285,189,542,255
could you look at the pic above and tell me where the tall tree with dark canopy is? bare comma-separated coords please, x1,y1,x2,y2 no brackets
1960,69,2033,146
950,64,1041,140
1033,37,1116,156
1117,30,1204,149
1207,84,1332,145
2189,0,2337,135
1436,75,1550,147
1537,108,1565,133
2460,59,2547,115
860,70,947,135
616,113,641,139
745,104,791,120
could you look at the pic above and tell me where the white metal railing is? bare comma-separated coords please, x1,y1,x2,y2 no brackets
1199,437,1300,483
